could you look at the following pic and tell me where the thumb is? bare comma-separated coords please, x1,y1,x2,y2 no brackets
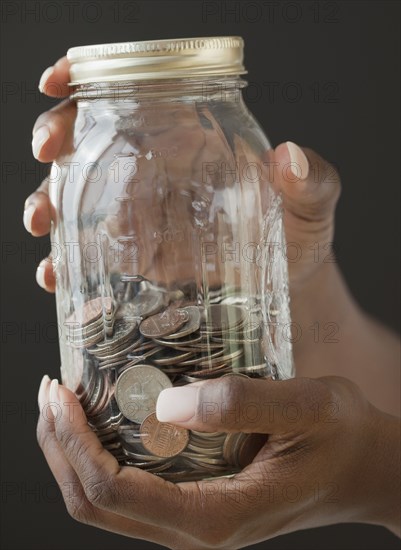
156,375,331,434
272,142,341,222
265,142,342,287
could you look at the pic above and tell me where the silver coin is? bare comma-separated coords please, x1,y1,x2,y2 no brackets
153,333,203,348
122,446,168,463
186,443,223,456
180,458,228,473
115,364,172,423
92,412,123,430
79,369,100,408
196,348,243,368
96,338,145,361
162,306,201,340
69,317,104,337
124,459,175,473
139,307,189,338
104,441,122,452
119,291,165,321
94,318,138,350
177,349,225,367
89,339,135,358
70,330,105,348
90,334,148,359
99,359,131,371
180,452,227,465
124,345,163,366
84,374,105,416
152,349,194,366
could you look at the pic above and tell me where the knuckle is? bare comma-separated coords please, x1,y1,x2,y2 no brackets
300,377,345,426
221,376,247,413
57,427,84,460
83,473,117,509
301,377,331,408
319,375,367,414
196,377,247,429
64,493,97,525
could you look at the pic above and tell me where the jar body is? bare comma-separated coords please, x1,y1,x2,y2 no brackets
50,79,294,480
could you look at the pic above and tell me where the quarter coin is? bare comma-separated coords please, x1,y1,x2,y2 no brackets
115,365,172,423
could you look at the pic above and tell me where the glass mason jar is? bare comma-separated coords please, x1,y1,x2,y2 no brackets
49,37,294,482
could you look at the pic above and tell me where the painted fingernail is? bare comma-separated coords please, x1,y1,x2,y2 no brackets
286,141,309,180
23,204,36,233
36,262,47,290
156,386,198,422
39,66,54,93
49,379,60,404
32,126,50,159
38,374,51,410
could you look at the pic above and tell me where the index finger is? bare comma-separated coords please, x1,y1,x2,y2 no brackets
39,56,71,97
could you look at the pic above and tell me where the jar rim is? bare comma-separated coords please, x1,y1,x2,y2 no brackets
67,36,247,85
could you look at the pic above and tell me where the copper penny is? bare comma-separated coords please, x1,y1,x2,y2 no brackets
67,297,113,327
139,307,189,338
140,412,189,458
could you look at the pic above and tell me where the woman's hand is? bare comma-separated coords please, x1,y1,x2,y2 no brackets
29,58,401,547
37,373,400,549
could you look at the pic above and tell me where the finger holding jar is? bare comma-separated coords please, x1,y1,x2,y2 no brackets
32,57,76,162
24,58,77,291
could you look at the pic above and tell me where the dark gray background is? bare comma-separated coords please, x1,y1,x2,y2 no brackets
1,1,400,549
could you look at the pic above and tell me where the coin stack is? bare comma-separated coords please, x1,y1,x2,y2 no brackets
63,282,270,479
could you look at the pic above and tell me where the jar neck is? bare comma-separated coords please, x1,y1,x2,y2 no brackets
71,76,247,104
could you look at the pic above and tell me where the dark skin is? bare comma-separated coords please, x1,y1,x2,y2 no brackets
27,58,400,548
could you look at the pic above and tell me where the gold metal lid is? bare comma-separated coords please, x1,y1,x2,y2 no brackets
67,36,246,85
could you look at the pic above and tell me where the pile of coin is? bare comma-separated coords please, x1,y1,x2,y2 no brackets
66,297,114,348
62,282,270,479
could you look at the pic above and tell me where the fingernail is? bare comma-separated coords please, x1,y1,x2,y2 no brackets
23,204,36,234
49,379,60,404
156,386,198,422
32,126,50,159
36,262,47,290
38,374,51,410
286,141,309,180
39,66,54,93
